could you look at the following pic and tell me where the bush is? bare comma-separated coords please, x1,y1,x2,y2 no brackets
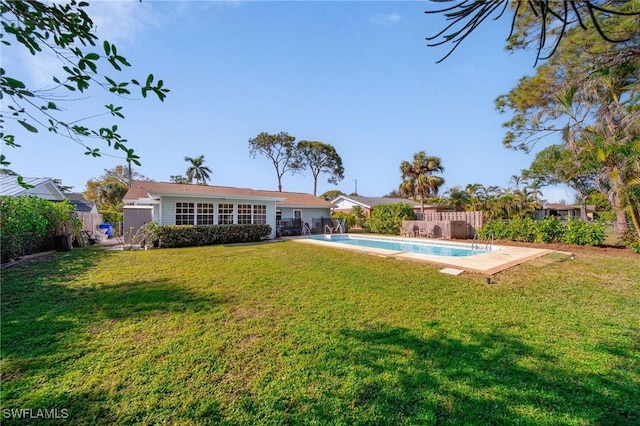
508,217,538,242
478,218,606,247
153,224,272,248
331,211,355,231
536,216,566,243
365,203,416,235
0,196,81,262
477,220,510,240
563,220,606,246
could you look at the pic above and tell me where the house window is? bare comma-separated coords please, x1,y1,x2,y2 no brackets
218,203,233,225
293,209,302,220
237,204,252,225
197,203,215,225
176,202,194,225
253,205,266,224
276,209,282,222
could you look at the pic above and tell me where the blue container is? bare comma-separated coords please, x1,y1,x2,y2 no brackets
98,223,114,238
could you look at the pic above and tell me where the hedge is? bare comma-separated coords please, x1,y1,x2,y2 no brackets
153,224,272,248
478,218,606,247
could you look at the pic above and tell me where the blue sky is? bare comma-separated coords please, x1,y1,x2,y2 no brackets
4,1,575,202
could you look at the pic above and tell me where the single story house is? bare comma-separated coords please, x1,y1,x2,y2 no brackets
123,181,336,239
535,203,596,221
0,176,66,201
331,195,439,218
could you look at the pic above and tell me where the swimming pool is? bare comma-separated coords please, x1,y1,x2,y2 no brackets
304,234,493,257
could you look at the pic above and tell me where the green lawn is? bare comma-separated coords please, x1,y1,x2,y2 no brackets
2,242,639,425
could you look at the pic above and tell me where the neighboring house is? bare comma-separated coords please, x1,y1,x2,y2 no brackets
331,195,438,218
123,181,335,239
535,203,596,221
0,176,66,201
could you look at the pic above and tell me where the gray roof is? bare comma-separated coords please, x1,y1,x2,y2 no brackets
0,176,66,200
65,193,97,212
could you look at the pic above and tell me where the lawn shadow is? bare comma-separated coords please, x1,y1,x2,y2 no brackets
1,248,229,422
332,324,638,425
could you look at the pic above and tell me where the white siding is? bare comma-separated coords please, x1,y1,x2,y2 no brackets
159,196,278,239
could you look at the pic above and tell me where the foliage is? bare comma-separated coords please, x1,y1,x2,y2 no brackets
331,211,355,231
365,203,416,235
399,151,445,214
296,140,344,196
480,218,607,246
45,199,82,236
536,216,567,243
0,196,82,262
2,241,639,424
0,0,169,177
507,217,539,243
564,220,606,246
184,155,212,185
495,3,640,237
248,131,301,192
0,195,52,262
100,209,122,225
477,219,511,240
83,164,148,203
154,224,272,248
425,1,639,64
619,226,640,253
319,189,344,202
169,175,189,184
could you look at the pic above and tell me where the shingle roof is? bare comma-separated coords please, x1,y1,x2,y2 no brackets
0,176,66,200
65,193,97,212
124,181,335,208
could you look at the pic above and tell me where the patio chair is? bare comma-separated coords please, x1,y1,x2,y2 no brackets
302,223,312,235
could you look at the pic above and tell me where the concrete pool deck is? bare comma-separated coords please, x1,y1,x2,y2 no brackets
293,235,554,275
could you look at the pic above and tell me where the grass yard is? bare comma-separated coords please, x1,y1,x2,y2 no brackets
1,241,639,425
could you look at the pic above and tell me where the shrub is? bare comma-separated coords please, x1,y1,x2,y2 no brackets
619,226,640,254
331,211,355,231
477,220,510,240
365,203,416,235
563,220,606,246
508,217,538,242
154,224,272,248
0,196,81,262
536,216,566,243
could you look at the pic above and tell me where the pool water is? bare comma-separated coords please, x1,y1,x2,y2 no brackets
306,234,489,257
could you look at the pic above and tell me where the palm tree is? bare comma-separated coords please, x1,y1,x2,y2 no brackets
184,155,212,185
399,151,445,215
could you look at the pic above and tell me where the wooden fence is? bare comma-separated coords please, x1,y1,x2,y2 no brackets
76,212,103,237
403,211,483,239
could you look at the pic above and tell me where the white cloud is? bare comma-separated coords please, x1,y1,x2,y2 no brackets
88,1,161,45
371,12,402,25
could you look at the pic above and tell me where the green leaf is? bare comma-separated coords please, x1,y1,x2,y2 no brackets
146,74,154,86
85,52,99,60
18,121,38,133
103,40,111,56
4,77,26,89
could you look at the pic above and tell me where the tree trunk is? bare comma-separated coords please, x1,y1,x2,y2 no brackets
580,194,588,221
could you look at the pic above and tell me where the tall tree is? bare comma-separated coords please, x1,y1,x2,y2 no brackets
296,141,345,196
169,175,189,184
248,132,302,192
523,144,599,220
496,3,640,236
83,164,149,202
1,1,169,182
184,155,212,185
425,1,639,64
399,151,445,215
